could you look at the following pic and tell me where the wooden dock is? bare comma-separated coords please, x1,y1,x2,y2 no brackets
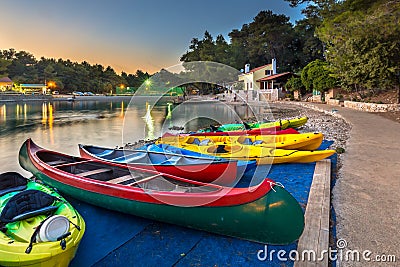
294,159,331,267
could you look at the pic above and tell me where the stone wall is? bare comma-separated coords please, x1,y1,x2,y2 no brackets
343,101,400,112
327,99,341,106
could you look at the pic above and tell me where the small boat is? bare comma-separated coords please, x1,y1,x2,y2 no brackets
79,144,240,185
187,127,299,136
19,139,304,245
155,138,335,165
159,132,324,151
0,172,85,267
137,143,258,179
197,117,308,133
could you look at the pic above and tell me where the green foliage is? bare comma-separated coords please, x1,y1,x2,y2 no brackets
0,58,11,76
316,0,400,92
0,49,150,94
181,10,324,72
301,59,337,92
285,76,304,93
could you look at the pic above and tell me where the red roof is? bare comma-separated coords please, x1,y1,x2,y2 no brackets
256,72,293,82
248,64,272,73
0,77,12,83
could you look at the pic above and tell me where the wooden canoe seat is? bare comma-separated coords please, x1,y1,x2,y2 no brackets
52,160,93,168
107,174,137,184
46,160,67,166
79,168,112,177
128,174,162,186
107,174,162,186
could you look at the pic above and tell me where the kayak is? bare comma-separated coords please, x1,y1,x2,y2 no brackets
0,172,85,267
78,144,239,185
198,117,308,132
137,143,258,180
159,132,324,151
188,127,299,136
155,138,335,165
19,138,304,245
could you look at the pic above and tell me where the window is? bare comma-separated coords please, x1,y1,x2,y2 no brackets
265,70,272,76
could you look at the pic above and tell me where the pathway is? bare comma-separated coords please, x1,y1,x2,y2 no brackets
302,103,400,266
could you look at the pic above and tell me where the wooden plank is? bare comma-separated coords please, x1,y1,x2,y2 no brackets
295,159,331,267
108,174,138,184
79,168,112,177
127,174,162,186
52,160,93,168
46,160,67,166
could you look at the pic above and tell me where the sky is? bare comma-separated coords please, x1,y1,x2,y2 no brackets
0,0,305,74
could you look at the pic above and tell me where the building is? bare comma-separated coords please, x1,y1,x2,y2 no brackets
238,59,277,91
237,59,295,101
15,84,47,94
0,77,13,91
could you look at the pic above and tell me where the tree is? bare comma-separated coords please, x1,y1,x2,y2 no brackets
0,58,11,76
301,59,337,93
285,76,305,94
316,0,400,92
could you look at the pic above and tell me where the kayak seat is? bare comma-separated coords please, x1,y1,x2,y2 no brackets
0,190,57,224
241,138,253,145
199,139,212,146
0,172,28,197
253,140,264,145
189,138,201,145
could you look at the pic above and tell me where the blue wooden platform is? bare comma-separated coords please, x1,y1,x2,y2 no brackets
68,142,336,267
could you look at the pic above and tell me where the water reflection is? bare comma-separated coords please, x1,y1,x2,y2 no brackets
1,104,5,121
142,102,155,140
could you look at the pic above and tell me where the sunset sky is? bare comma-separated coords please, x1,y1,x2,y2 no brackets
0,0,304,74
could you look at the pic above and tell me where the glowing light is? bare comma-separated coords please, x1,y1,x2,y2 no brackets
145,80,151,86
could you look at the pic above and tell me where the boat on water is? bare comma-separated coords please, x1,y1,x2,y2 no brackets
159,132,324,151
136,143,259,179
19,138,304,245
78,144,240,185
198,117,308,133
0,172,85,267
156,138,335,165
187,127,299,136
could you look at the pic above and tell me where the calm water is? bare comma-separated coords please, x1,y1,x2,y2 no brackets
0,98,273,175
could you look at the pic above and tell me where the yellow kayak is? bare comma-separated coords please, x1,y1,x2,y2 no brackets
160,132,323,151
155,140,335,165
257,117,308,130
0,172,85,267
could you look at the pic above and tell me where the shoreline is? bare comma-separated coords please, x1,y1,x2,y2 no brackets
0,94,181,103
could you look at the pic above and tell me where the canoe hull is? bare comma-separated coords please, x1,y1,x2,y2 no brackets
19,140,304,245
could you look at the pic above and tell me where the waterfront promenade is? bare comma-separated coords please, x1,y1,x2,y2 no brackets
301,102,400,266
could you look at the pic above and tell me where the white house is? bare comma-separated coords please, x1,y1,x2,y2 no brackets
238,59,295,101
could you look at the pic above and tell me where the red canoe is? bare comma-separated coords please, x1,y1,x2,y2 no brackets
78,144,239,185
18,138,305,244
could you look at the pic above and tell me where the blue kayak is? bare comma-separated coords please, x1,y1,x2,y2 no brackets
137,143,258,182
